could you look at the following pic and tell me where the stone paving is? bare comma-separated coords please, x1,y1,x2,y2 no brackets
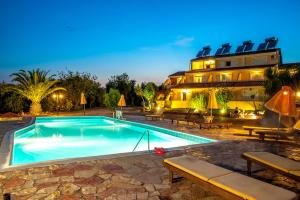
1,113,300,199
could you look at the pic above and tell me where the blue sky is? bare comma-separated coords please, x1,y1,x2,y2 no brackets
0,0,300,85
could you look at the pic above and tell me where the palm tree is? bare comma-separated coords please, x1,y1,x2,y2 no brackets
134,84,146,110
264,67,293,97
8,69,66,115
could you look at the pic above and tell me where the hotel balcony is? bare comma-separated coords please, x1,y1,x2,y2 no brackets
170,80,265,89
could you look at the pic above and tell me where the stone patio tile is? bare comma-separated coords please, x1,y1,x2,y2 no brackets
1,115,300,199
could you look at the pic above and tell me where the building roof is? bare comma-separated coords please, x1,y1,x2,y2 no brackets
185,64,276,74
280,62,300,68
191,48,280,61
168,71,186,77
170,80,265,89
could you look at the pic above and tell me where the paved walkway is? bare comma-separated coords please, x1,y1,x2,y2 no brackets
1,111,300,199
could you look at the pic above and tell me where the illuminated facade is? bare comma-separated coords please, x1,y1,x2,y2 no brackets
158,38,285,111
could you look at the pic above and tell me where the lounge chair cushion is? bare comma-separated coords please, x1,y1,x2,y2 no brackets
164,155,232,181
209,172,297,200
244,152,300,172
243,126,288,130
146,114,161,117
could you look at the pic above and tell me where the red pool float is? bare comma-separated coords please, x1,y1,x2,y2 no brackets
154,147,166,155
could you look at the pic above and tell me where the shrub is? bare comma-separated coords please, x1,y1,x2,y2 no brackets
104,88,121,109
189,93,207,111
216,88,233,110
143,83,156,110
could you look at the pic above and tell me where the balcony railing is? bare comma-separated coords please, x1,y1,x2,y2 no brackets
170,80,265,89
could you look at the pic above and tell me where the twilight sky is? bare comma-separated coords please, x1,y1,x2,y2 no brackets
0,0,300,85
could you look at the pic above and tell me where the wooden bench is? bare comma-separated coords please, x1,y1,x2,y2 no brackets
254,129,293,141
163,155,297,200
198,122,232,129
242,152,300,182
243,126,288,136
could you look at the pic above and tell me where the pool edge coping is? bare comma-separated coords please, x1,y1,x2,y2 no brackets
0,117,36,170
0,115,222,171
0,140,229,172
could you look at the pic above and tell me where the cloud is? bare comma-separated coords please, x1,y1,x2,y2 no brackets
173,36,195,47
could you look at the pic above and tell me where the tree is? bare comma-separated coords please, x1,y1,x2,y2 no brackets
106,73,138,106
189,93,207,112
104,88,121,109
59,71,104,110
8,69,65,115
216,88,233,110
134,84,146,109
0,83,29,113
265,67,300,97
143,82,156,110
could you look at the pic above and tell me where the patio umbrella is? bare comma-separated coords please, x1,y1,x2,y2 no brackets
118,95,126,110
207,89,218,117
264,86,297,128
80,92,87,115
294,119,300,130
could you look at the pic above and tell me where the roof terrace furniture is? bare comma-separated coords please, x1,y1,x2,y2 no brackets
242,152,300,182
243,126,289,136
163,155,298,200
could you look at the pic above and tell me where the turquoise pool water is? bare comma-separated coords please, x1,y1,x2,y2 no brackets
12,116,215,165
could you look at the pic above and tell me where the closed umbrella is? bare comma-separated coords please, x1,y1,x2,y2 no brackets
265,86,297,128
294,119,300,130
207,89,218,117
80,92,87,115
118,95,126,109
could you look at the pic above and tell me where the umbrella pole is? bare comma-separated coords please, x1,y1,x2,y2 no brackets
210,99,212,117
278,113,281,130
83,104,85,116
277,113,281,140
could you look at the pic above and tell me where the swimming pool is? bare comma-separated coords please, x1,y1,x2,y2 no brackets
12,116,215,165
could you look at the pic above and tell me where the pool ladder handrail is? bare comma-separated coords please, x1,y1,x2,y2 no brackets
132,129,150,153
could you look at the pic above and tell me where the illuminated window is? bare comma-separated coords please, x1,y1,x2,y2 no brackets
191,61,204,70
194,76,203,83
221,73,232,81
250,71,264,80
204,60,215,69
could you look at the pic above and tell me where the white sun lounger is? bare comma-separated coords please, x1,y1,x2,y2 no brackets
242,152,300,181
163,155,298,200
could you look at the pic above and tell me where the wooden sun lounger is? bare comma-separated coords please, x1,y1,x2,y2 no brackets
198,122,232,129
243,126,289,136
145,109,164,121
254,129,293,141
163,155,298,200
162,109,196,126
242,152,300,182
145,114,163,121
173,109,195,125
